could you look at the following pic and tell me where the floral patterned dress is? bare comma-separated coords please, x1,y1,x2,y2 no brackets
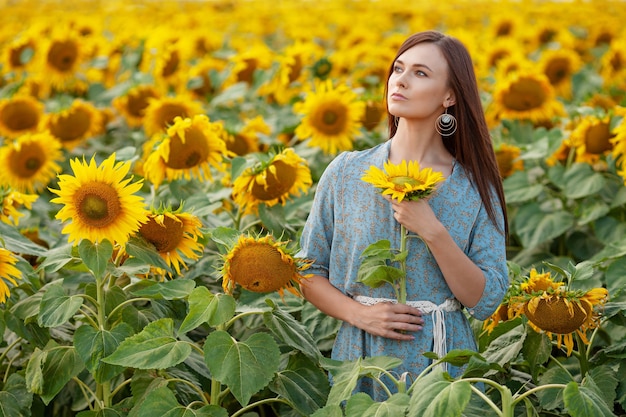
298,140,509,400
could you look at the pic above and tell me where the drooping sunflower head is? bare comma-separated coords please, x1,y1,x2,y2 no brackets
221,233,312,298
45,99,103,149
569,114,615,164
1,187,38,226
231,147,313,215
49,153,147,246
494,143,524,178
0,247,22,304
294,79,365,155
112,85,162,128
142,114,229,188
136,206,204,277
0,95,44,139
361,159,445,202
0,131,64,193
142,95,205,138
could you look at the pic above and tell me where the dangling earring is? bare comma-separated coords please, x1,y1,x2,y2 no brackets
435,107,457,136
394,116,399,127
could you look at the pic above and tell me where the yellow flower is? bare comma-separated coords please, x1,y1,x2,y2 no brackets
294,79,365,155
39,28,86,92
142,95,205,138
0,248,22,304
112,85,162,128
361,160,445,202
232,147,312,215
45,99,103,149
611,107,626,183
520,268,564,293
569,114,615,164
137,208,204,277
0,95,44,139
142,115,228,189
49,153,147,245
538,48,582,100
221,233,312,298
0,132,64,193
224,115,270,156
494,143,524,178
1,188,38,226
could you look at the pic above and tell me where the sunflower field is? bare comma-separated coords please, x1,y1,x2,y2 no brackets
1,0,626,416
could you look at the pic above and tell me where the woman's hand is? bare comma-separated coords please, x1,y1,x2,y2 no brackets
387,196,443,242
352,301,424,341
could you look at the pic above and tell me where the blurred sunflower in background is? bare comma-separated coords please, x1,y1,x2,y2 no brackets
142,94,205,138
136,206,204,277
0,187,38,226
112,85,162,128
294,79,365,154
38,26,87,93
494,143,524,178
142,114,229,188
220,233,312,298
484,267,609,356
45,99,103,149
231,147,312,215
568,113,615,165
0,95,44,139
361,159,445,202
538,48,582,100
610,106,626,184
0,131,64,193
0,248,22,304
49,153,147,245
223,115,270,157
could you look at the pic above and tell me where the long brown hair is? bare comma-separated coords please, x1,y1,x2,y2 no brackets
384,30,508,236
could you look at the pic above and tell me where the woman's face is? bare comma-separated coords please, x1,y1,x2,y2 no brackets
387,42,453,121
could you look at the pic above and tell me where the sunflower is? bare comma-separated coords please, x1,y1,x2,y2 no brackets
112,85,162,128
484,268,609,356
538,48,582,100
1,188,38,226
45,99,103,149
49,153,147,245
221,233,312,298
39,28,85,91
224,115,270,156
489,71,565,126
294,79,365,155
0,131,64,193
494,143,524,178
611,107,626,183
142,95,205,138
136,207,204,277
186,57,227,100
568,114,615,164
0,248,22,304
231,147,312,215
599,38,626,88
142,114,229,188
0,95,44,139
2,34,36,78
360,98,386,132
361,159,445,202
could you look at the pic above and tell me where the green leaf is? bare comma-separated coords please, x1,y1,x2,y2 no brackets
563,382,615,417
0,374,31,417
536,366,573,409
357,259,404,289
131,279,196,300
562,163,607,199
584,366,619,412
133,385,228,416
103,318,191,369
0,221,48,256
481,324,525,369
35,243,76,273
125,236,172,272
503,171,544,204
269,354,330,416
179,287,236,334
522,328,551,378
263,299,322,360
74,323,134,383
513,203,575,248
408,368,472,417
38,284,84,328
360,239,394,259
310,405,344,417
78,239,113,279
31,344,84,405
203,330,280,406
208,227,241,254
346,392,410,416
76,408,124,417
230,156,247,180
25,348,45,395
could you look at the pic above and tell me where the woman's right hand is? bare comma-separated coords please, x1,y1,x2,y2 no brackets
351,301,424,341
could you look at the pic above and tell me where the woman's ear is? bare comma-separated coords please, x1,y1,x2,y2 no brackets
445,91,456,107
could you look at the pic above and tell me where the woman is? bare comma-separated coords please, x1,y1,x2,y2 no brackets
298,31,509,399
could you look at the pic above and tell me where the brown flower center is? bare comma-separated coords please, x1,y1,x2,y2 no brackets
229,242,295,293
75,182,121,228
524,298,591,334
49,107,93,142
139,216,184,253
502,77,547,111
9,142,43,178
250,160,298,201
585,122,614,154
165,126,209,169
1,99,40,132
47,40,78,72
545,57,571,85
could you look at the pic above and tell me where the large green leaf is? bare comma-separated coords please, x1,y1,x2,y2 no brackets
35,243,77,273
408,368,472,417
134,386,228,417
503,171,545,204
74,323,134,383
522,328,551,379
346,392,410,417
263,299,322,360
125,236,171,272
481,324,525,369
76,409,124,417
562,163,607,200
536,366,573,410
78,239,113,279
131,279,196,300
178,287,236,334
0,374,31,417
0,221,48,256
269,353,330,416
103,318,191,369
563,382,615,417
203,330,280,406
583,367,619,412
513,203,575,248
38,283,84,328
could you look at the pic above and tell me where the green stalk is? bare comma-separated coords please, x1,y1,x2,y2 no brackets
576,332,590,377
95,273,111,409
398,225,407,304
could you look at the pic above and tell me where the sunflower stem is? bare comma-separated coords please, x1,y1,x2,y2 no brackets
398,225,407,304
95,273,112,408
575,332,590,377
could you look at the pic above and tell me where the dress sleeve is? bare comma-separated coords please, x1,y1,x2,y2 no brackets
464,198,509,321
297,154,343,278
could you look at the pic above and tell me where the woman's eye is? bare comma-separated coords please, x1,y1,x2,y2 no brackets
394,65,403,73
416,70,426,76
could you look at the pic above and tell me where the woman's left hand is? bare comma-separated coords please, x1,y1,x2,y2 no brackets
386,196,442,241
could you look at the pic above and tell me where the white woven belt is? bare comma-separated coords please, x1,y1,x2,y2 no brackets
354,295,462,370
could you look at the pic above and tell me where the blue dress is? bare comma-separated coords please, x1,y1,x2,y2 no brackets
298,140,508,399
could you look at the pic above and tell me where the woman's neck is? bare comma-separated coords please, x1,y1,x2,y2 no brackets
388,125,454,176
